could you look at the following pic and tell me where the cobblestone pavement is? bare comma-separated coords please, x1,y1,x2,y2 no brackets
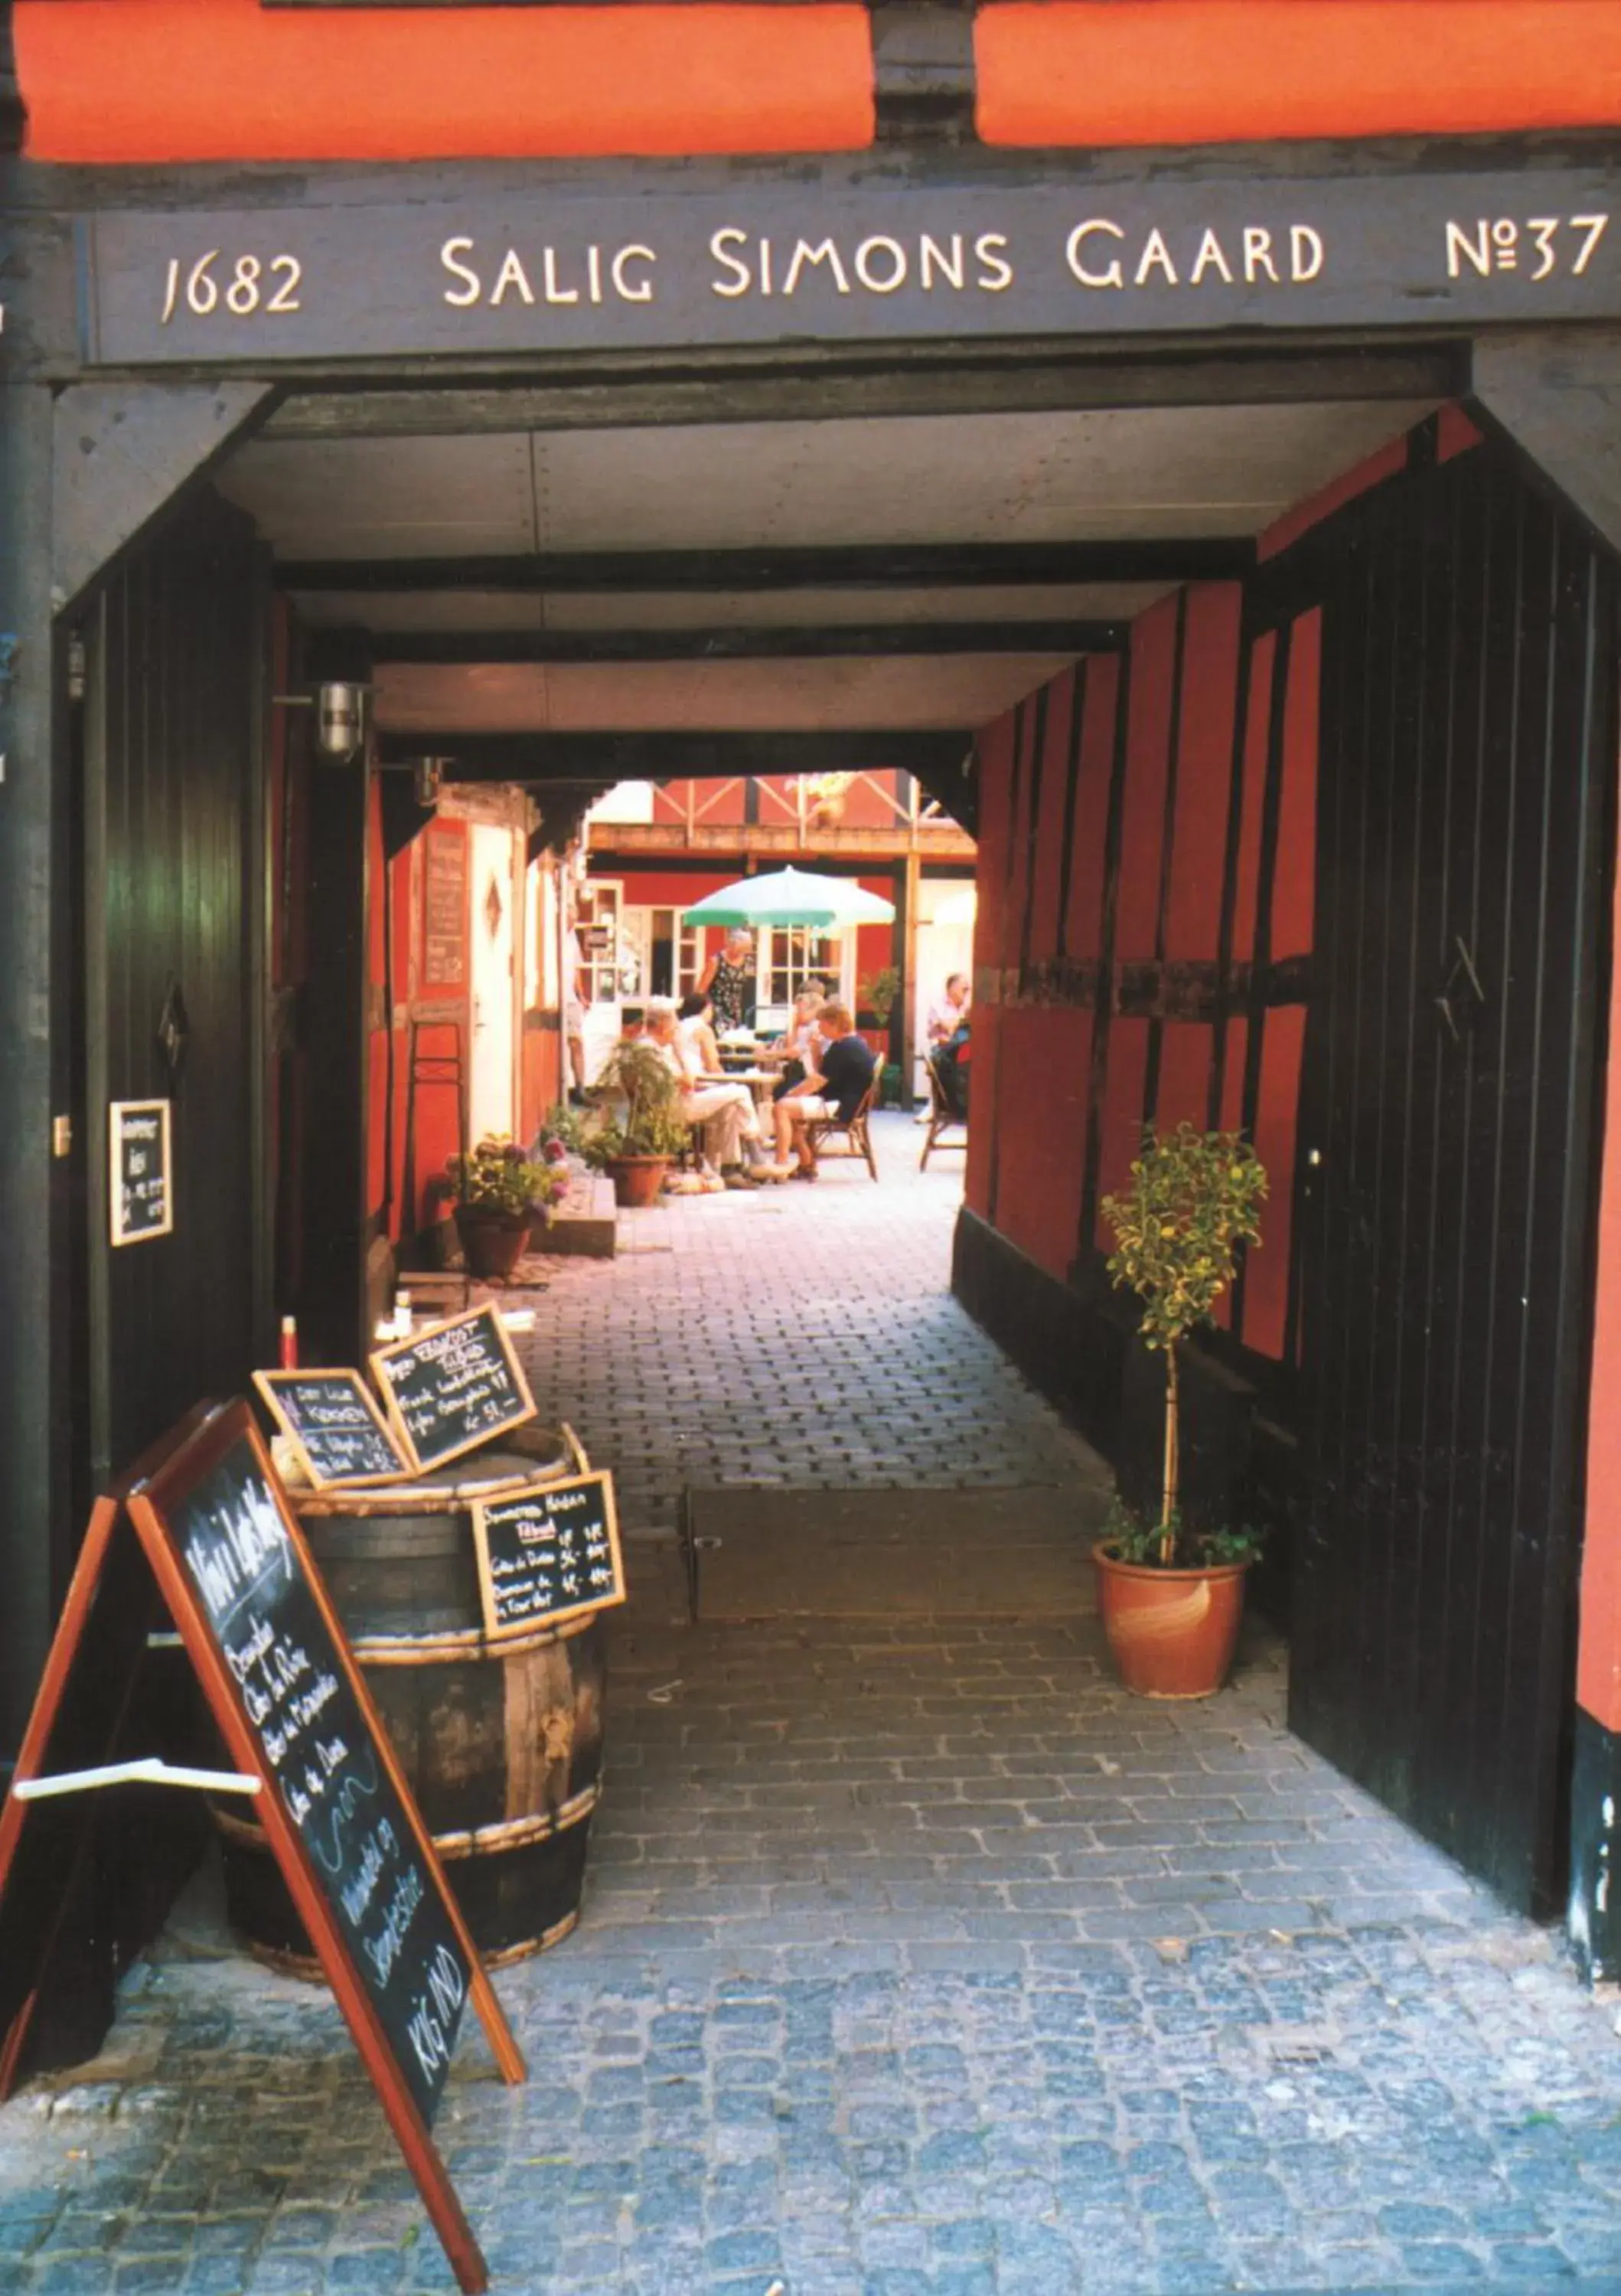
5,1119,1621,2294
511,1120,1099,1539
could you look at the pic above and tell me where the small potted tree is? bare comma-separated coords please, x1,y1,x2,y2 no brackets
448,1136,568,1280
859,965,905,1104
1097,1123,1268,1698
583,1039,690,1208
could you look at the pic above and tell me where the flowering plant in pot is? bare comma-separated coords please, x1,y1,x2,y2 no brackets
1097,1122,1267,1697
448,1136,567,1278
582,1041,689,1207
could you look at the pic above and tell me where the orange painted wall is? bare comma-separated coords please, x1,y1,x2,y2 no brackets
1582,854,1621,1730
15,0,872,164
977,2,1621,148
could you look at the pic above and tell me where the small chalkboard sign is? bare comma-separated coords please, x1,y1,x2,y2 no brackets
109,1099,172,1246
370,1304,536,1475
252,1368,413,1491
470,1473,627,1642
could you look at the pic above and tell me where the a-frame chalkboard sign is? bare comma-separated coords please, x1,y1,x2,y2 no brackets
0,1401,526,2294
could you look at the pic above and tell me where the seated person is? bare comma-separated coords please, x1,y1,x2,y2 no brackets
926,971,970,1048
677,991,722,1078
646,1002,771,1185
772,1002,876,1179
929,1016,971,1121
765,987,825,1101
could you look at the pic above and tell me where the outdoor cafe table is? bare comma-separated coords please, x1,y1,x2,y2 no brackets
700,1068,777,1122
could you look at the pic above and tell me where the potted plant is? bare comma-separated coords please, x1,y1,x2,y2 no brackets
448,1136,567,1280
1096,1123,1268,1698
582,1040,690,1208
801,769,853,829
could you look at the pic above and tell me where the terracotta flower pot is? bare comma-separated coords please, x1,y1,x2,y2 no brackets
606,1153,670,1208
1091,1540,1250,1699
453,1205,532,1280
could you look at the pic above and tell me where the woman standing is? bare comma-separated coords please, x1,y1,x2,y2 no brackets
698,929,757,1035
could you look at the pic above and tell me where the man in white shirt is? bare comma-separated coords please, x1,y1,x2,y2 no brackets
647,1003,771,1184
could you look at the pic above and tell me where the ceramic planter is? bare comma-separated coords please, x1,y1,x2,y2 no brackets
453,1205,532,1280
1091,1540,1250,1699
605,1153,670,1208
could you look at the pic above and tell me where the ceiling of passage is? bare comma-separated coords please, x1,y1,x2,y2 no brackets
217,396,1434,751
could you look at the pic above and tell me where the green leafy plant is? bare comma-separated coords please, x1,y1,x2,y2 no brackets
862,965,902,1031
449,1135,566,1218
537,1099,592,1156
1101,1122,1267,1567
582,1040,690,1164
1102,1496,1264,1571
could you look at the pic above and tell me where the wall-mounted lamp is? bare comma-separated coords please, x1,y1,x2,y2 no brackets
316,682,367,762
272,680,373,764
413,756,445,808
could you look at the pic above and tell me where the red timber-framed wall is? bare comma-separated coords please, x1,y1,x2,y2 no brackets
958,403,1621,1931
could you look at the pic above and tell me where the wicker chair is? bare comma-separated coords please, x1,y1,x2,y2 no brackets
804,1079,880,1179
919,1062,968,1171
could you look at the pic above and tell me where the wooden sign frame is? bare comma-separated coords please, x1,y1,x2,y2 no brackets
370,1302,537,1475
251,1367,414,1491
109,1097,173,1245
0,1404,214,2100
0,1400,525,2294
469,1471,628,1643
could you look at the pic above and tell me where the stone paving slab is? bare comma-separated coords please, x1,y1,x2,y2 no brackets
5,1120,1621,2293
687,1488,1099,1619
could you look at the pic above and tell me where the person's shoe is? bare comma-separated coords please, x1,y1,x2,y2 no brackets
723,1171,755,1190
753,1162,794,1182
789,1164,818,1182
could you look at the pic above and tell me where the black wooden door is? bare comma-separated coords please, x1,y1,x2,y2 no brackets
84,488,268,1481
1293,436,1617,1916
24,485,272,2069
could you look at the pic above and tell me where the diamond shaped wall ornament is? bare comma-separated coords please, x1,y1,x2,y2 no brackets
156,980,190,1081
484,875,504,941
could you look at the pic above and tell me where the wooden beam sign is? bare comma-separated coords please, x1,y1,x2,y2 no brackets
0,1401,525,2294
78,168,1621,368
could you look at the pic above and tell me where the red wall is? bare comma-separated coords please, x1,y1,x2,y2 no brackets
967,421,1436,1370
971,563,1339,1364
16,0,872,162
977,3,1621,147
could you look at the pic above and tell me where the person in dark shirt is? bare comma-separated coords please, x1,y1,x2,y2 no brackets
771,1002,876,1179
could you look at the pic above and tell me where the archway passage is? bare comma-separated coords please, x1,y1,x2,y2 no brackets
12,330,1621,2099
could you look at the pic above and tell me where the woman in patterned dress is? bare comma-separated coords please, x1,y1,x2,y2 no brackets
698,929,757,1035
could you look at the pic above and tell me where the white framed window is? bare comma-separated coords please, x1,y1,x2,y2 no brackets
576,879,624,1005
765,927,848,1009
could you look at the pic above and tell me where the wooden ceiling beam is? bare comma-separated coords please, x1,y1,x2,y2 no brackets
377,729,974,780
286,539,1249,594
263,347,1460,441
369,621,1124,664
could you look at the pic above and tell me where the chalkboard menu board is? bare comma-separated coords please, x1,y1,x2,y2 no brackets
253,1369,413,1490
471,1472,626,1641
109,1099,172,1246
370,1305,536,1474
148,1425,471,2122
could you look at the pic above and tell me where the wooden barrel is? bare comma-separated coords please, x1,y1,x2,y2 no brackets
214,1424,605,1974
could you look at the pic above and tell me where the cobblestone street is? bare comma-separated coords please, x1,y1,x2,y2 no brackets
5,1118,1621,2292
